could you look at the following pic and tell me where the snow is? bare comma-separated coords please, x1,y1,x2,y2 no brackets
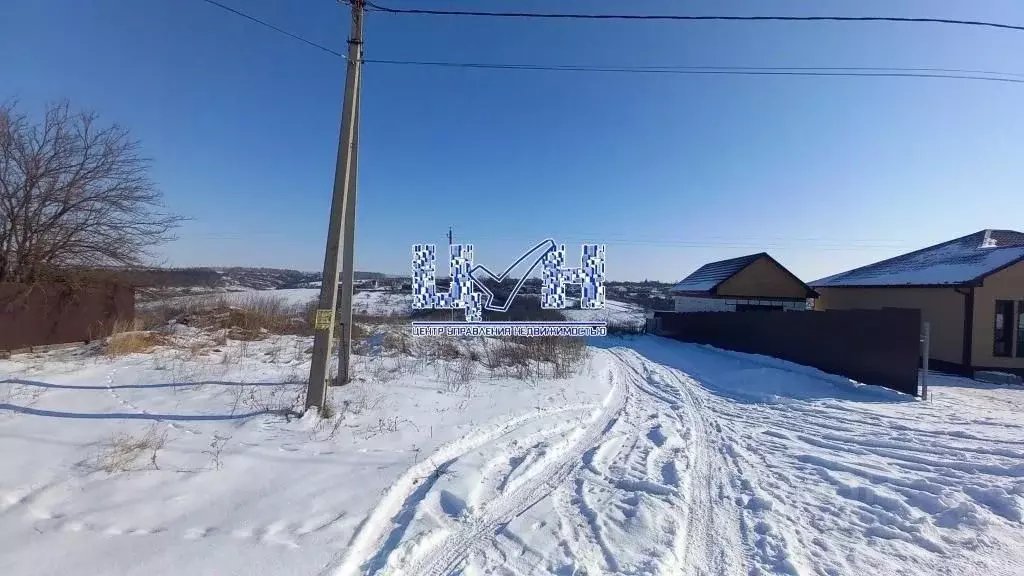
562,299,646,328
155,289,414,316
670,278,720,292
813,239,1024,287
3,334,1024,576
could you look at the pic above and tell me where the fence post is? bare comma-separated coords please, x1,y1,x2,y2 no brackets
921,321,931,400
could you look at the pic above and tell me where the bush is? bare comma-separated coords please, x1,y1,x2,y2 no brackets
478,336,586,380
606,321,645,336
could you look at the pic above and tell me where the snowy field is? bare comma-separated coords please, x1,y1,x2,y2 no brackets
563,299,646,329
157,289,413,316
2,334,1024,576
156,289,646,326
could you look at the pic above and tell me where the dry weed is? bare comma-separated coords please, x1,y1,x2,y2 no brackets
93,425,168,473
105,327,167,357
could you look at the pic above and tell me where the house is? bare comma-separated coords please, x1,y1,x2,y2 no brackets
670,253,817,312
354,279,379,290
812,229,1024,375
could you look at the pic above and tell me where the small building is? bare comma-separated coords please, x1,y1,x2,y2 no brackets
670,253,817,312
812,230,1024,375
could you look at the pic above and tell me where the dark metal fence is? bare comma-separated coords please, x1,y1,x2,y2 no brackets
652,308,921,396
0,282,134,351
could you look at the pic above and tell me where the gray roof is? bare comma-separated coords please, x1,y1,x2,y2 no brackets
812,230,1024,288
671,253,765,293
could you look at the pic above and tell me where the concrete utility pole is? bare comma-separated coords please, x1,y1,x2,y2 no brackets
307,0,364,411
336,93,361,385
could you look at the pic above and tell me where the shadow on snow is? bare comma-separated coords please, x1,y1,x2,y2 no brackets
589,335,914,405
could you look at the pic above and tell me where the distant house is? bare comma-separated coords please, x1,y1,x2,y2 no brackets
812,230,1024,375
670,253,817,312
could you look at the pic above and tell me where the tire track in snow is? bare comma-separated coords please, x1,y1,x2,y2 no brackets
547,360,685,575
608,347,746,576
323,392,613,576
387,365,627,576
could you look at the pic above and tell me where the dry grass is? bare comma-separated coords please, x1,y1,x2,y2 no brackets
93,425,168,473
434,354,477,393
219,293,305,339
140,294,316,340
105,318,168,356
479,336,587,380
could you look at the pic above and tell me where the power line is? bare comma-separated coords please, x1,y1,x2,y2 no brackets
377,62,1024,79
364,59,1024,84
194,1,1024,86
199,0,345,58
363,1,1024,33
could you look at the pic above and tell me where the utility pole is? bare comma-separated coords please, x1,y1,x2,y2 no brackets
336,90,361,385
306,0,364,411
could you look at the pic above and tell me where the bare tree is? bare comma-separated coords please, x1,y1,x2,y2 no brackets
0,100,181,283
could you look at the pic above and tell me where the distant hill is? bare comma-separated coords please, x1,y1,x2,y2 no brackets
118,267,393,292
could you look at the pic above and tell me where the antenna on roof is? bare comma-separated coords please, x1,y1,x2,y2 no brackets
981,230,997,248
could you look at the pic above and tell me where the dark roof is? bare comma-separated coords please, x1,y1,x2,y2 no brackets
812,230,1024,288
670,253,766,294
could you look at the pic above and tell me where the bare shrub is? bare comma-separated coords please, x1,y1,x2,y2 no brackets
382,329,411,355
354,313,409,326
143,294,314,340
228,382,303,417
484,339,534,380
348,322,368,350
419,335,461,363
93,425,168,473
549,337,588,378
359,416,417,439
479,336,587,380
202,434,230,471
366,355,397,386
312,404,347,441
433,355,476,393
344,386,386,416
222,293,294,339
300,298,319,332
136,301,190,329
606,321,645,336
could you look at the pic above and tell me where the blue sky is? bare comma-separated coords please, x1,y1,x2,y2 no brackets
4,0,1024,281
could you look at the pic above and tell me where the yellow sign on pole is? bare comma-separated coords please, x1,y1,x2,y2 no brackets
314,309,334,330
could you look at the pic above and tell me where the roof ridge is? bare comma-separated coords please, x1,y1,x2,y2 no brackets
811,230,985,285
811,229,1024,288
670,252,766,293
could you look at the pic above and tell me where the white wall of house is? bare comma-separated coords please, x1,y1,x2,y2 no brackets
674,296,732,312
673,296,808,312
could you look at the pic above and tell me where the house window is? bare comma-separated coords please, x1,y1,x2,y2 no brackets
993,300,1015,357
1018,301,1024,358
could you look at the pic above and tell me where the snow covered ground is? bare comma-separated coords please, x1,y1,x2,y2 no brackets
563,299,646,329
2,334,1023,576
